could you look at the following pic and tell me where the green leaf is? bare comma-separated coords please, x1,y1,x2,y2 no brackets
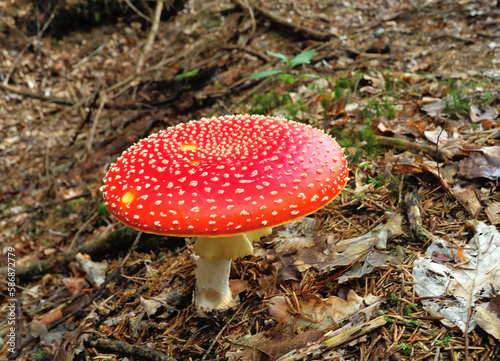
97,202,110,217
290,49,315,66
266,51,289,63
250,69,284,79
174,69,199,81
279,73,295,84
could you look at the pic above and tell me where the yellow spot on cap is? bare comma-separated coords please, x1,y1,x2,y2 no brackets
121,191,135,205
181,143,198,151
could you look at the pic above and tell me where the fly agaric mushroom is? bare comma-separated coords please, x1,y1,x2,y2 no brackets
101,114,348,310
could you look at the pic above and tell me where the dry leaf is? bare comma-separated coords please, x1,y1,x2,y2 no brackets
75,253,108,286
140,296,163,317
40,308,63,327
476,296,500,340
452,186,482,217
318,214,403,274
268,217,317,254
63,277,90,296
226,328,324,361
268,290,379,331
140,287,184,317
470,104,499,122
30,319,48,338
459,151,500,180
413,221,500,332
485,202,500,224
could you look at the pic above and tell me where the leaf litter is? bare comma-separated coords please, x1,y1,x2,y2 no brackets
413,222,500,333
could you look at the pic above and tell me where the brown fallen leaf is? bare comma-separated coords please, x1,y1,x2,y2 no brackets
476,296,500,340
40,308,63,327
458,151,500,180
63,276,90,296
452,186,482,217
226,326,324,361
413,222,500,333
485,202,500,224
140,296,162,317
268,290,379,331
30,319,48,338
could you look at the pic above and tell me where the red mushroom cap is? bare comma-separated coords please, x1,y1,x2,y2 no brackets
101,114,348,236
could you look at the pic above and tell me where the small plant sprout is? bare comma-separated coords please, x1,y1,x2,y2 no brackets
250,49,318,84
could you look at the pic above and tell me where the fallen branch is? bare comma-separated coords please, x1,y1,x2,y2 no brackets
375,135,451,161
85,338,176,361
0,81,75,105
276,316,387,360
0,227,172,282
234,0,335,41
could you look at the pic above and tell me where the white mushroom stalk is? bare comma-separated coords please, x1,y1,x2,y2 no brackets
193,229,271,310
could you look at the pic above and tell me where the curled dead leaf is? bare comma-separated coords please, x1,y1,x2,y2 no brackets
268,290,379,331
63,277,90,296
40,308,63,327
476,296,500,340
452,186,482,217
75,253,108,286
485,202,500,224
470,104,499,123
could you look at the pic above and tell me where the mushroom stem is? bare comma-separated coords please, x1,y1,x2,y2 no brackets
192,228,272,310
194,257,233,310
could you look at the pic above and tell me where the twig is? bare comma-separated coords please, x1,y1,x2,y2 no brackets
124,0,152,22
0,227,165,281
202,312,238,360
3,12,56,84
87,93,107,152
70,92,100,146
405,189,436,245
68,212,99,251
234,0,336,41
136,0,164,75
85,338,176,361
238,0,256,39
222,45,271,62
375,135,451,162
94,285,150,328
0,82,75,105
71,40,110,74
47,232,144,332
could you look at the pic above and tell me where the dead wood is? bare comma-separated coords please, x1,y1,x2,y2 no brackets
233,0,335,41
84,338,176,361
0,226,171,282
405,188,436,244
0,81,76,105
375,135,450,162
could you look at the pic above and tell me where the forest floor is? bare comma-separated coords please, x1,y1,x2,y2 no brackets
1,0,500,360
